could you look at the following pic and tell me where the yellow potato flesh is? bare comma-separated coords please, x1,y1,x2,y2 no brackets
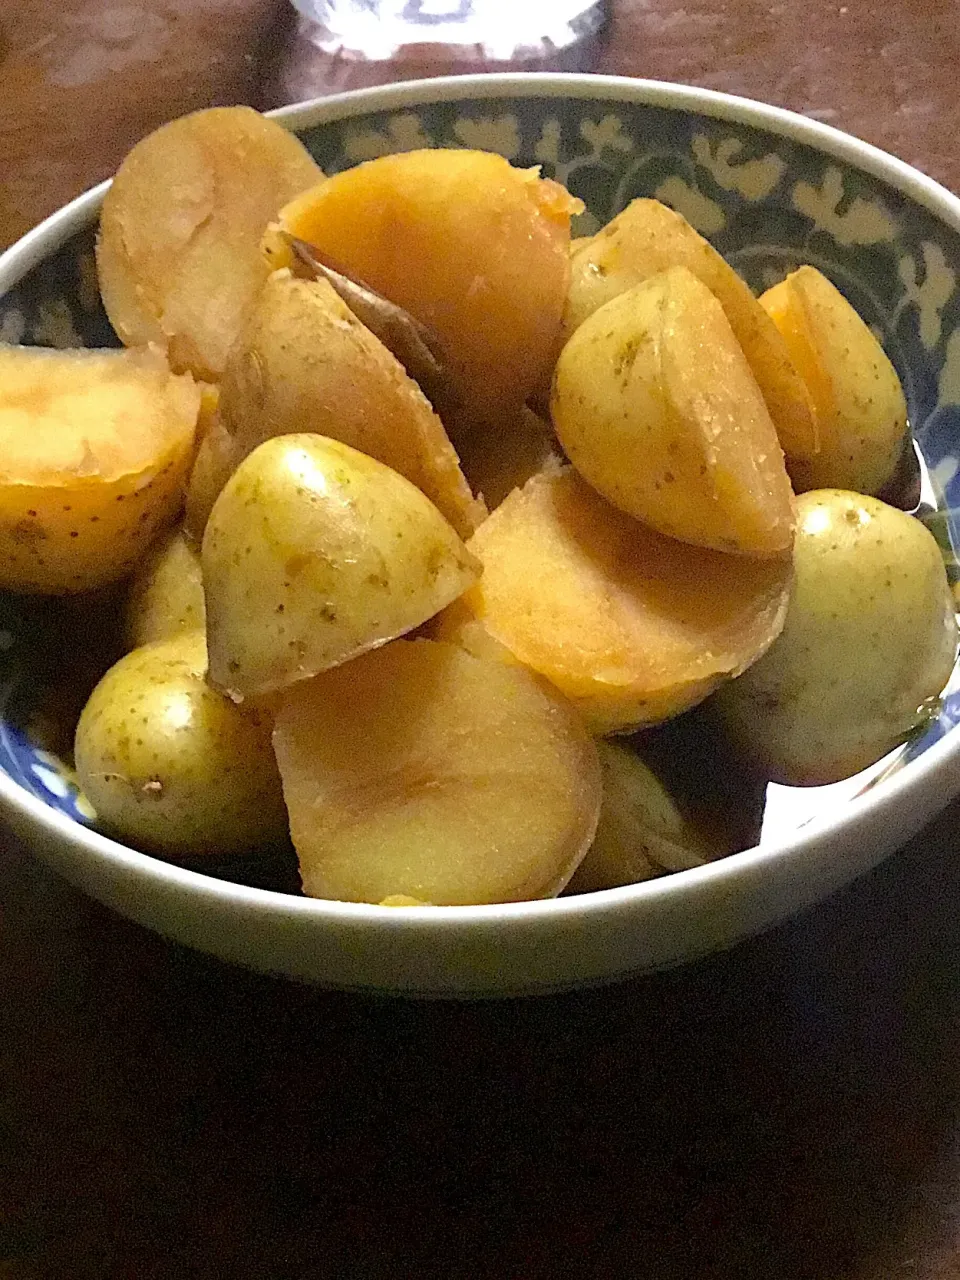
97,107,323,381
759,266,908,494
552,267,795,557
273,639,602,905
124,525,205,649
214,270,483,540
266,149,580,418
565,199,818,460
0,345,199,593
202,434,479,700
714,489,958,785
453,468,793,733
74,631,288,860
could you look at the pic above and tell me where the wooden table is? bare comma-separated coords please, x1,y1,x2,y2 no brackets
5,2,960,1276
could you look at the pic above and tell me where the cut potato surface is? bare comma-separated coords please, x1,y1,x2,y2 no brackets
273,639,602,904
565,198,818,460
213,269,483,539
552,267,795,557
202,434,479,700
759,266,908,494
265,148,580,419
452,468,793,733
75,631,288,860
0,344,199,593
97,106,323,381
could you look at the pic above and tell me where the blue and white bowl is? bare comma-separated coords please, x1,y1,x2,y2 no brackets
2,74,960,997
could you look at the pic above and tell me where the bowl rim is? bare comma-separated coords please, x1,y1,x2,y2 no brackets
2,70,960,934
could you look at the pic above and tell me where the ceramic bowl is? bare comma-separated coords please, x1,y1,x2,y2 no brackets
3,73,960,998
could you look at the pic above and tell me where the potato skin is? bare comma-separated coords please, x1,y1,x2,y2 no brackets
713,490,958,784
97,107,323,381
552,267,794,557
0,345,199,594
273,639,602,905
267,149,579,419
565,198,818,460
759,266,908,495
74,632,288,860
212,269,483,540
202,434,480,700
124,526,205,649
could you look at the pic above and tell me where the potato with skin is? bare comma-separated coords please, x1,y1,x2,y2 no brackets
564,199,818,460
273,639,602,905
0,344,199,594
203,434,479,701
125,526,205,649
713,489,958,785
264,149,581,420
74,631,288,860
552,267,795,558
97,107,323,381
445,468,793,734
202,269,483,540
759,266,908,494
566,741,713,893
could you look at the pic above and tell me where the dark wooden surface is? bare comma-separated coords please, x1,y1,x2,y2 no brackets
5,2,960,1276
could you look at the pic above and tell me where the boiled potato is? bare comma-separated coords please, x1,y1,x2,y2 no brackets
272,638,602,904
713,489,958,784
183,409,235,544
552,267,795,557
442,468,792,734
97,107,323,381
264,149,581,421
210,269,483,540
565,199,818,460
202,434,479,700
566,741,712,892
124,526,204,649
0,344,199,593
759,266,908,494
74,631,288,859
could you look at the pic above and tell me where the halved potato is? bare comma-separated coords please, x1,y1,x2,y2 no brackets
97,106,323,381
209,269,483,540
0,344,199,593
759,266,908,494
124,525,205,648
202,434,479,700
448,468,792,733
273,638,602,905
264,149,580,420
565,199,818,460
552,267,795,557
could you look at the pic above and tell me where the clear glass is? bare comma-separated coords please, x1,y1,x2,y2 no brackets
276,0,608,103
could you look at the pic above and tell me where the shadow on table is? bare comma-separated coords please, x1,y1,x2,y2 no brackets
4,796,960,1279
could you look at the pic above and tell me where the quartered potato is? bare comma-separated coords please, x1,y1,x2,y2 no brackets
759,266,908,494
714,489,958,784
124,525,205,649
74,631,288,860
264,148,580,422
97,106,323,381
202,434,479,700
206,269,483,540
564,198,818,460
444,468,793,734
566,740,713,892
273,639,602,904
552,267,795,557
0,344,199,593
